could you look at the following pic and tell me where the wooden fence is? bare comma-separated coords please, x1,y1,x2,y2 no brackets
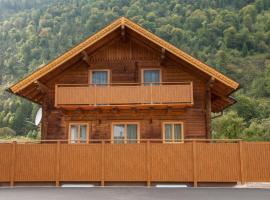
0,140,269,187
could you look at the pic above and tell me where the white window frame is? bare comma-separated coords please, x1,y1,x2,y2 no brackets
111,122,140,144
162,122,184,143
141,68,162,84
68,122,89,144
89,69,110,85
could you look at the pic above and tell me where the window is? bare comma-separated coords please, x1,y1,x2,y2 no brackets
162,122,184,143
69,123,89,143
112,122,139,144
90,70,110,85
142,69,161,85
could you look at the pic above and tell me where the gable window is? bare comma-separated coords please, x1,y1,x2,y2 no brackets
112,122,139,144
90,70,110,85
162,122,184,143
142,69,161,85
69,123,89,144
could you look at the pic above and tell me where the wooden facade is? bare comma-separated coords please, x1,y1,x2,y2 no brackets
8,17,239,142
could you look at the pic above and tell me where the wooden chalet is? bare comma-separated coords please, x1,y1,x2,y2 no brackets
8,17,239,143
3,17,270,188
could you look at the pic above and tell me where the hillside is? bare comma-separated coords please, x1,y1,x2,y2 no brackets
0,0,270,140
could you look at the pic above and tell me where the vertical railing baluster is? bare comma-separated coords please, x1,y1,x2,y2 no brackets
150,83,153,104
94,84,97,106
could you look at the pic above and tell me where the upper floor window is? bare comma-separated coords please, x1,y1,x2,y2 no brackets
90,70,110,85
163,122,184,143
112,122,139,144
69,123,89,144
142,69,161,85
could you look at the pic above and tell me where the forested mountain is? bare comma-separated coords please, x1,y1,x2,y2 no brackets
0,0,270,140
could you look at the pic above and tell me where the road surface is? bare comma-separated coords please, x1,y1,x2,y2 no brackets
0,187,269,200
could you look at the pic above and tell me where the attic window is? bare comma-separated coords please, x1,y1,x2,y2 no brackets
90,70,110,85
142,69,161,85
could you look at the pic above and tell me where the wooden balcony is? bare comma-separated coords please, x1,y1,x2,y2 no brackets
55,82,193,109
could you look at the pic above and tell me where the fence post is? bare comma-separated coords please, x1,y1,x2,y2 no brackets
239,141,245,185
192,141,198,187
55,141,61,187
10,141,17,187
146,140,151,187
101,140,105,186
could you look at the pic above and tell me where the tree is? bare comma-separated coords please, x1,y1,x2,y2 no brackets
212,111,245,139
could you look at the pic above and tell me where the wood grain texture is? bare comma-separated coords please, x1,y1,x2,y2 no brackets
55,83,193,106
150,143,194,182
0,144,12,182
14,144,56,182
244,142,270,182
104,143,147,181
196,143,240,182
0,142,270,184
60,144,102,181
39,37,208,140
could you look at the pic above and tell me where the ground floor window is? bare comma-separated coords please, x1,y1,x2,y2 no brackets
69,123,89,144
162,122,184,143
112,122,139,144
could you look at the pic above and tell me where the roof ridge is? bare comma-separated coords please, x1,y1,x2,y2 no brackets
10,16,239,93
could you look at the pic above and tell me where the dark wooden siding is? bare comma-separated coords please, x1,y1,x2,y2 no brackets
41,38,208,140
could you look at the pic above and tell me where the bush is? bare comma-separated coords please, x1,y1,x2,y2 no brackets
27,130,39,139
0,127,16,137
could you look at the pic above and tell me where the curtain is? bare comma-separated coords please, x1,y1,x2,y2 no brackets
80,125,87,143
174,124,182,142
92,71,108,85
143,70,160,85
127,124,137,144
165,124,173,142
113,124,125,144
70,125,78,144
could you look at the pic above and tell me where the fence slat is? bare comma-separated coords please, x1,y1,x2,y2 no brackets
239,141,245,184
10,141,16,187
193,141,197,187
101,141,105,186
146,141,151,187
55,141,61,187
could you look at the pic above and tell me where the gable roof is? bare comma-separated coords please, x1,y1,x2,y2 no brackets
9,17,239,93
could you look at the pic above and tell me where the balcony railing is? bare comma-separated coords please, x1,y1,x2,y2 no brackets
55,82,193,108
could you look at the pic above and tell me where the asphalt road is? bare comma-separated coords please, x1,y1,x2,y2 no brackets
0,187,269,200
